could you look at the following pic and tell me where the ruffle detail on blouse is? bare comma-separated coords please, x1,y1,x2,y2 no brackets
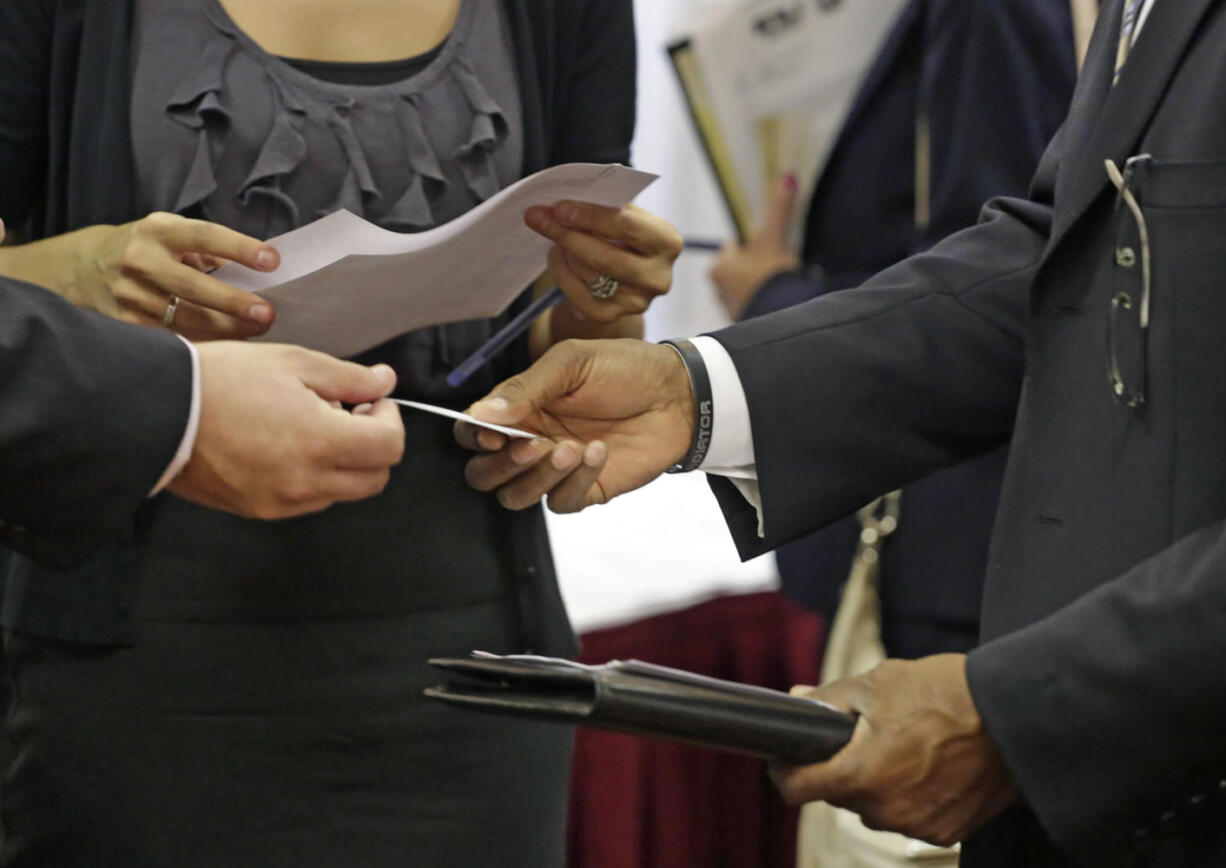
309,99,380,220
159,2,511,231
449,57,508,202
165,36,237,214
379,96,448,230
236,73,308,226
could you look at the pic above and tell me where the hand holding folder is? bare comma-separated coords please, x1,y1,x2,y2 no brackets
425,653,856,764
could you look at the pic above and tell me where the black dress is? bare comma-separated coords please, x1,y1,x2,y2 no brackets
0,1,636,866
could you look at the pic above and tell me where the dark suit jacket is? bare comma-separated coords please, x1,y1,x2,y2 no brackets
0,277,190,570
741,0,1075,656
710,1,1226,865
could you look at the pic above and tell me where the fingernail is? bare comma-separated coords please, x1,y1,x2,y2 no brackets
481,396,509,414
353,402,373,415
371,364,396,390
583,441,606,468
511,439,544,465
524,208,549,232
557,203,580,224
256,248,278,270
246,302,274,324
551,444,581,471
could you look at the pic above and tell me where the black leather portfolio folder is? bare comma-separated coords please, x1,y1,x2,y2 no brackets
424,653,856,764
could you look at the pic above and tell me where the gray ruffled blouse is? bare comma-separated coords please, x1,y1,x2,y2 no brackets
130,0,524,396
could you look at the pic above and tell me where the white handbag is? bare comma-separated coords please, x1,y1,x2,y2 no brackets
796,493,960,868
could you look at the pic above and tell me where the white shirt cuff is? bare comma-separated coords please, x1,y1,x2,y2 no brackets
689,336,764,535
150,336,202,496
689,336,757,475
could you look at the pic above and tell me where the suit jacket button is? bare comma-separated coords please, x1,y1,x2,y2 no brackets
1187,793,1209,819
1131,827,1157,852
1158,809,1181,835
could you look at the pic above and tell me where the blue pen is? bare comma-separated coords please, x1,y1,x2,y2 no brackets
446,286,565,388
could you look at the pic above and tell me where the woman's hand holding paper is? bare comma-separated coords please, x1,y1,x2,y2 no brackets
0,211,279,341
523,200,682,329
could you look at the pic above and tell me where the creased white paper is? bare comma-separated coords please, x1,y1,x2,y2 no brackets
213,163,657,357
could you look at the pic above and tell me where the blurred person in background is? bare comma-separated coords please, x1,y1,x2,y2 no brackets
711,0,1079,665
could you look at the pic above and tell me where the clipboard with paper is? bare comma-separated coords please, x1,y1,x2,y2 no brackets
668,0,907,241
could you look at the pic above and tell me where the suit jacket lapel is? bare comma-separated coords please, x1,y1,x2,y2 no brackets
1049,0,1215,249
1048,0,1121,213
826,0,923,156
802,0,918,250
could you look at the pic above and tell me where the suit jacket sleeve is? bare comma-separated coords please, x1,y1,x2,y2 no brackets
705,120,1066,560
967,516,1226,858
0,277,192,568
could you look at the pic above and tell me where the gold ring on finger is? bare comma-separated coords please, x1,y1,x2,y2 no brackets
162,295,181,327
587,274,620,300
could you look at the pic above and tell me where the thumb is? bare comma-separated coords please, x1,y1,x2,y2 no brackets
806,674,865,715
469,343,585,424
0,218,5,244
295,351,397,404
762,174,798,247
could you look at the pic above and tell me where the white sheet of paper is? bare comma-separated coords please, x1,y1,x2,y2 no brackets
388,399,541,440
212,163,657,358
680,0,905,229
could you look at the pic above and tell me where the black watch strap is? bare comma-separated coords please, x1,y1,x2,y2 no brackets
661,339,713,473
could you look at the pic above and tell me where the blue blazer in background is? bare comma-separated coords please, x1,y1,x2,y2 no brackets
740,0,1078,656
